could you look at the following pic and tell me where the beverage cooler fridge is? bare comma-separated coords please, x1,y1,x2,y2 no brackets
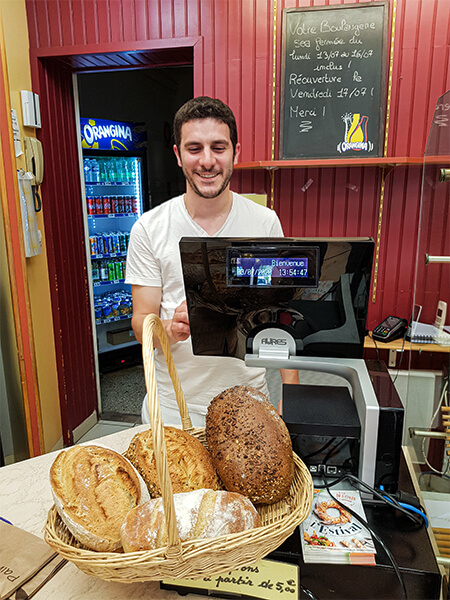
80,118,148,373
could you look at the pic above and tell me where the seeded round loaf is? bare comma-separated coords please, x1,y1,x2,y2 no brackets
121,488,261,552
124,426,221,498
49,444,141,551
205,386,294,505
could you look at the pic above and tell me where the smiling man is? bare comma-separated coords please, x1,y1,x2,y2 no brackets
125,96,298,427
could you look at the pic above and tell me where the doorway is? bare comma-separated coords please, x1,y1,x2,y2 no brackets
76,66,193,422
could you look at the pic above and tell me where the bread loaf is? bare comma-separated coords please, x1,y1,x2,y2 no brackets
205,386,294,505
120,488,261,552
124,426,220,498
50,444,141,551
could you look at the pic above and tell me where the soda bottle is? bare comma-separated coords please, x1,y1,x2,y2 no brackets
91,159,100,183
116,159,124,182
91,261,100,282
83,158,91,182
128,158,136,183
123,158,130,183
98,158,108,183
107,159,115,183
100,260,109,281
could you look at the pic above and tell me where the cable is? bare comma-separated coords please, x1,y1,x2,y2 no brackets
368,331,380,361
321,475,408,599
324,472,424,527
301,584,319,600
390,331,407,384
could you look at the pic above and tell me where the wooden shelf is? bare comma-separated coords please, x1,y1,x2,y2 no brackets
364,335,449,354
235,155,450,170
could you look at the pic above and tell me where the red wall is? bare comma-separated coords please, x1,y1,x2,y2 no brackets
24,0,449,434
25,0,449,329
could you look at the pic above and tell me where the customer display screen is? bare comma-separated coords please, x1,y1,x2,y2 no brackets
227,246,319,287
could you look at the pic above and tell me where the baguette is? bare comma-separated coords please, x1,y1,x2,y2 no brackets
120,488,261,552
50,444,141,552
124,426,220,498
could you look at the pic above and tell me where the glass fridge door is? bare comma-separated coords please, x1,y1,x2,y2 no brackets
404,90,450,576
84,153,143,365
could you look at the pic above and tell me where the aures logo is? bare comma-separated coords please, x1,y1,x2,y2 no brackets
261,338,288,346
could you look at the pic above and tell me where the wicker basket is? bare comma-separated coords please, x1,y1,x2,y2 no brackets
44,314,313,582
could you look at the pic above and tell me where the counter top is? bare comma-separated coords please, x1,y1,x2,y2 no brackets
0,424,206,600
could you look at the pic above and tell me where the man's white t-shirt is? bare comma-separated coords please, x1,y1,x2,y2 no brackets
125,192,284,426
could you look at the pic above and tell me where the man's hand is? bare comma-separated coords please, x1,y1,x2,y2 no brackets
168,300,191,343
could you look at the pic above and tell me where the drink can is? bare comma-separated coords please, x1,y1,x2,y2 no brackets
108,261,116,281
106,233,114,254
89,235,98,256
118,232,127,253
95,196,103,214
132,195,139,213
87,196,95,214
110,195,118,214
102,196,111,214
95,234,102,255
114,260,123,280
111,232,120,254
118,196,125,213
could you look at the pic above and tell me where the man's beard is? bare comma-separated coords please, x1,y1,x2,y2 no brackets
181,163,234,199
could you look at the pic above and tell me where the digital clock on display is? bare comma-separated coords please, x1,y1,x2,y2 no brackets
227,246,319,288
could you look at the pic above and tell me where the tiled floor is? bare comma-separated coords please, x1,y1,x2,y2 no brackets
77,420,137,444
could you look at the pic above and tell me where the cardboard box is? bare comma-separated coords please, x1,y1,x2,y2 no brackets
107,327,136,345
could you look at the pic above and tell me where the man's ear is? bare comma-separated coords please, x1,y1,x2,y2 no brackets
233,142,241,165
173,144,182,168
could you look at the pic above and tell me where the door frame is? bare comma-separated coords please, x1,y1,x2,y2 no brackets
29,38,201,445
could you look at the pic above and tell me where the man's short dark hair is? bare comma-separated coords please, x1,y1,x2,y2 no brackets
173,96,238,154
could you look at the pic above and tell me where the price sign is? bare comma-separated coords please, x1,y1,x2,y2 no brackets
279,2,389,159
162,559,299,600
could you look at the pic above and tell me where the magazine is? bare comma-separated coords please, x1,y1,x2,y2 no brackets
300,488,376,565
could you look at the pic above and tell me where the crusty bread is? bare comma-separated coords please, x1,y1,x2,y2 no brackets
124,426,220,498
205,386,294,505
120,488,261,552
50,444,141,552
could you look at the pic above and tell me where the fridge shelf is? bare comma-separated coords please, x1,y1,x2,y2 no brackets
96,314,132,325
88,213,137,219
85,182,137,188
91,252,127,260
94,279,126,287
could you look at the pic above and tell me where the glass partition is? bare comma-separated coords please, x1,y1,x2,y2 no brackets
404,90,450,573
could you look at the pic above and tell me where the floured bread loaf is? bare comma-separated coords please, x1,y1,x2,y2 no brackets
50,444,141,551
206,386,294,505
124,426,220,498
121,488,261,551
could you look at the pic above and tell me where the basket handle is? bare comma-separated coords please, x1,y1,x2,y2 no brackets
142,313,192,551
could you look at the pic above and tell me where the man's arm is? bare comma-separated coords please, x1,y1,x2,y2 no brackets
280,369,299,385
278,369,299,415
130,285,190,348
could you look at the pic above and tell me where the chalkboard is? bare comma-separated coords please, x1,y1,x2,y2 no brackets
279,2,389,159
